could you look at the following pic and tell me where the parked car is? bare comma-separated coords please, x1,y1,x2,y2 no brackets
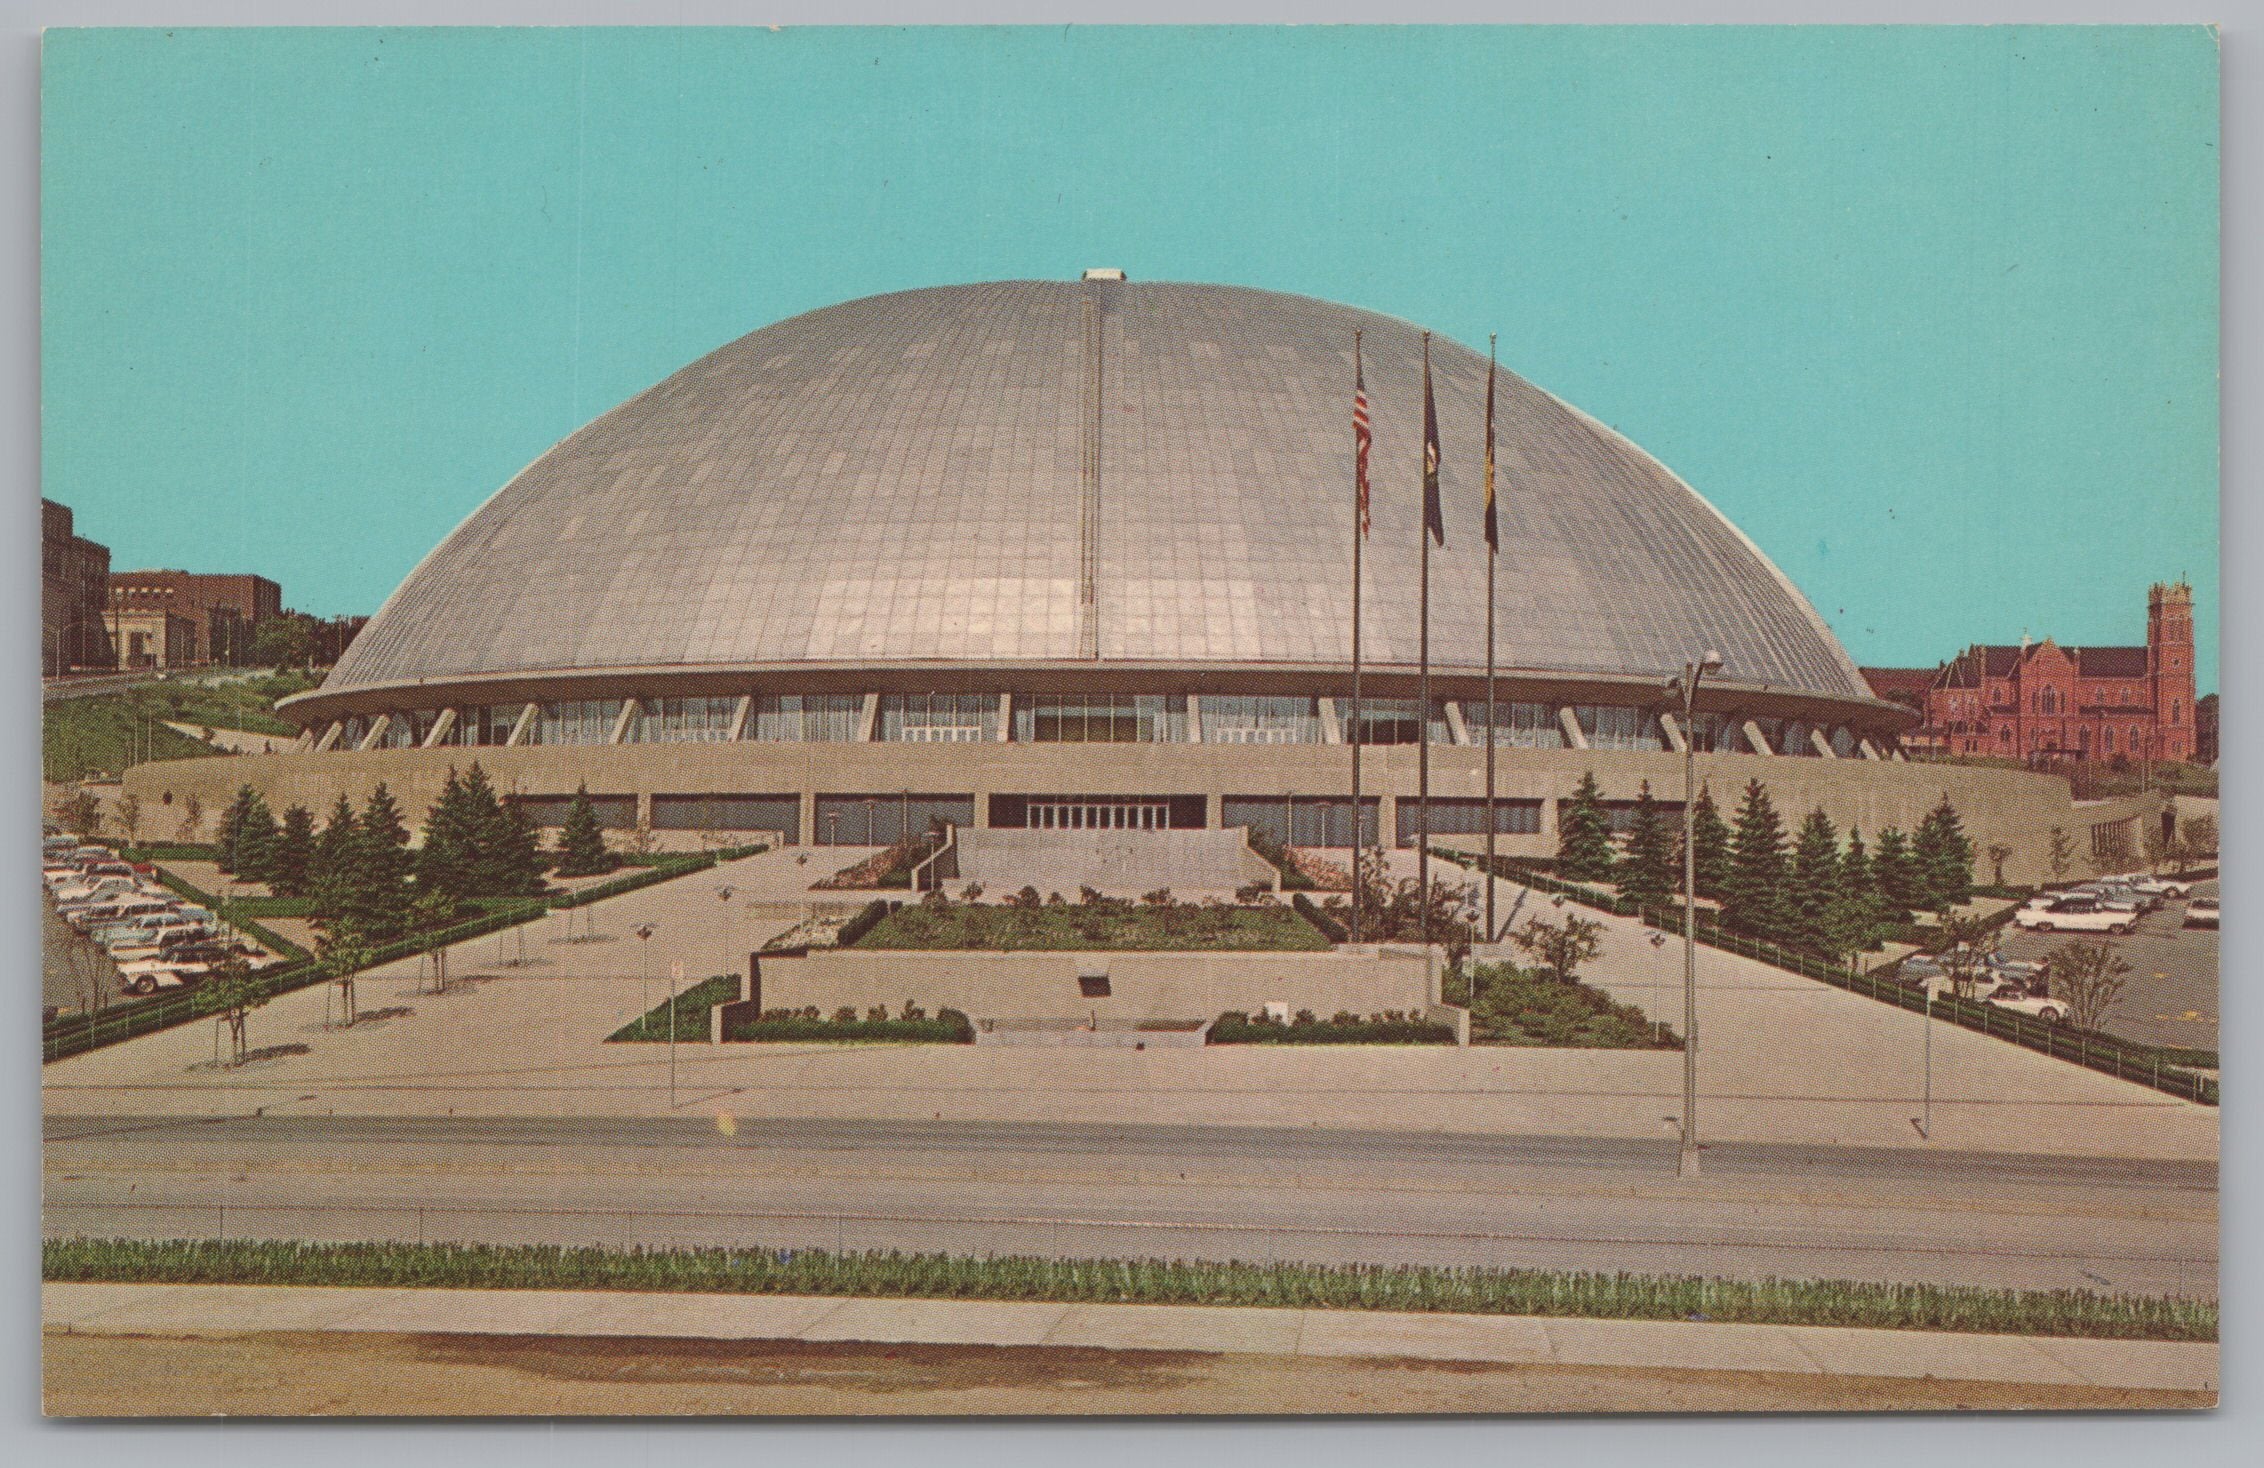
2109,872,2190,900
2184,897,2218,930
1981,984,2069,1024
68,897,175,933
115,962,209,997
2013,897,2133,935
2072,884,2152,915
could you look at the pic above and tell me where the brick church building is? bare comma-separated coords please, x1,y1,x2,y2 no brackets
1864,582,2199,765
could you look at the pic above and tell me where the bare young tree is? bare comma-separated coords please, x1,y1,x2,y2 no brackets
1986,842,2014,888
2043,940,2132,1034
1935,911,1999,1000
176,793,205,844
2178,814,2217,868
1507,912,1607,984
195,957,275,1066
2047,827,2077,884
115,793,142,848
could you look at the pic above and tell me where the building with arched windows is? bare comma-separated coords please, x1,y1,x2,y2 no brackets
124,277,2150,881
1865,583,2200,767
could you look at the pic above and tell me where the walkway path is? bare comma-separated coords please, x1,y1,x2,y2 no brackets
40,1281,2216,1395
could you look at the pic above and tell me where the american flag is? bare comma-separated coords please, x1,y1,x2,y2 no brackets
1353,342,1373,537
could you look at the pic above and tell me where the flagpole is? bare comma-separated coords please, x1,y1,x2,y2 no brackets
1350,332,1367,944
1418,333,1435,954
1484,334,1499,946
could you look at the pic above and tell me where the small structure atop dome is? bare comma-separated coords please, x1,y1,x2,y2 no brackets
1081,267,1127,282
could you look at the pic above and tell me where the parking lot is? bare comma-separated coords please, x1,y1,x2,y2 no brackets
1997,881,2218,1054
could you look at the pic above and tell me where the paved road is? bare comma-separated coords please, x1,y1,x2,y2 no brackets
43,1115,2217,1298
1998,881,2218,1052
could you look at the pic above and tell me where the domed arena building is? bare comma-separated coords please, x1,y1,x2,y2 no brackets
131,277,2136,881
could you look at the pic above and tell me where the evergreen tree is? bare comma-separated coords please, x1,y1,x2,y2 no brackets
213,785,258,875
1722,778,1790,941
1872,827,1922,921
308,795,358,918
496,795,549,896
233,794,282,888
1786,807,1842,955
1833,828,1886,958
1688,784,1733,901
1911,794,1976,912
344,783,415,940
457,763,510,892
1616,780,1677,913
554,784,617,878
1554,770,1617,883
269,804,317,899
416,768,476,900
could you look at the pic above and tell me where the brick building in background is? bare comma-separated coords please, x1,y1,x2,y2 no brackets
1863,582,2200,765
41,499,114,676
108,569,282,667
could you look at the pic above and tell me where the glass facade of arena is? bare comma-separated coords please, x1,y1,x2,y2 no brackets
1465,700,1567,749
1015,694,1186,744
1222,795,1381,850
1341,698,1450,747
1406,797,1544,841
509,792,637,829
812,793,977,846
650,793,800,839
313,689,1878,757
752,693,862,742
1199,695,1320,745
1576,704,1666,752
881,693,998,742
634,697,740,743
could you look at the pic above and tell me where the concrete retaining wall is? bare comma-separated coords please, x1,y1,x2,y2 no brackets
751,945,1436,1023
120,740,2150,887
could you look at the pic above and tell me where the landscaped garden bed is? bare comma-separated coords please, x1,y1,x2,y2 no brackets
1452,961,1680,1049
722,1004,973,1044
45,1237,2216,1343
1209,1010,1453,1045
853,892,1328,952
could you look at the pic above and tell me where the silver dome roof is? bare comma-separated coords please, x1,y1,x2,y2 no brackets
321,280,1871,704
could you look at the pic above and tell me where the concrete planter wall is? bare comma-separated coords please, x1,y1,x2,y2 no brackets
744,945,1436,1025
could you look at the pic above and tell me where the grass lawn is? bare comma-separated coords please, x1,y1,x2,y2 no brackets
44,671,319,782
856,900,1329,952
608,975,738,1043
45,1237,2215,1343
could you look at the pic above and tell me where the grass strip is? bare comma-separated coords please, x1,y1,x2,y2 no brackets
607,976,738,1043
43,1238,2215,1344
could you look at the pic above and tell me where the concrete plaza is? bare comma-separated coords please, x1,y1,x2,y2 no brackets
42,848,2216,1165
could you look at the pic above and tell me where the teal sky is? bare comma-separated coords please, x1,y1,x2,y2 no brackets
41,25,2219,689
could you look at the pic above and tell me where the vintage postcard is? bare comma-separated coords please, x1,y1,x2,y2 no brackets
39,24,2218,1416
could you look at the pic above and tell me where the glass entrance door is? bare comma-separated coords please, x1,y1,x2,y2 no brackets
1028,800,1170,831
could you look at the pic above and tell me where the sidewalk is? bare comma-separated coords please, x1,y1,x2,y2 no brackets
40,1281,2217,1394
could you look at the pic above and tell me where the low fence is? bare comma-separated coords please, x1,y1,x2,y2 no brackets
42,844,773,1065
1446,853,2217,1107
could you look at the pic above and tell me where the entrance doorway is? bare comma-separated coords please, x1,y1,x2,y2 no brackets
1027,799,1171,831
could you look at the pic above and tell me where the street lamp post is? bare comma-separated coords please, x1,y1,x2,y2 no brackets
1666,650,1723,1178
715,884,737,989
633,923,656,1017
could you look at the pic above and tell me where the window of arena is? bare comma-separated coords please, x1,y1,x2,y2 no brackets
1465,700,1566,749
1013,693,1185,743
1193,695,1318,744
881,692,999,742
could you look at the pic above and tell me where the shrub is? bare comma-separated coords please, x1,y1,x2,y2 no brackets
1210,1011,1453,1046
